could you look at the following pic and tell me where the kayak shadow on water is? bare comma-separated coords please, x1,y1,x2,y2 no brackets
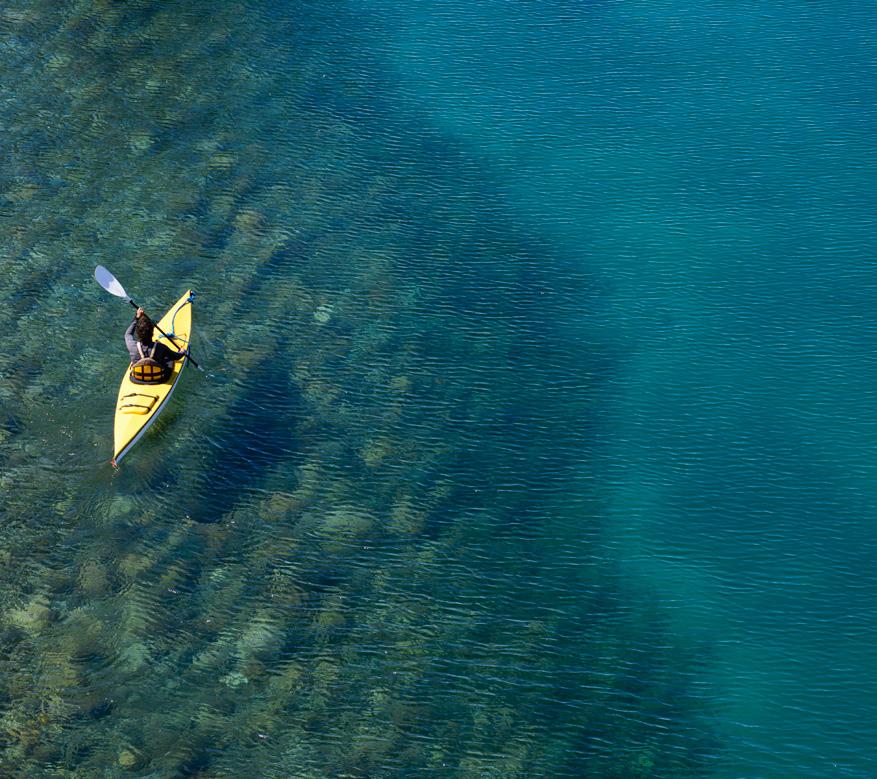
152,354,306,524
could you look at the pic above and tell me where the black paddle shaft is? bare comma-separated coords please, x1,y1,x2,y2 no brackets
129,299,200,369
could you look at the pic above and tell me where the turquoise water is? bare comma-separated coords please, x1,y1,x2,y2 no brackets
1,0,875,776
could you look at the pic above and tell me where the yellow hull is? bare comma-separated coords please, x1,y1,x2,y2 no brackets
112,290,193,465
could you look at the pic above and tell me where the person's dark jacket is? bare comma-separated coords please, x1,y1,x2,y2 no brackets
125,318,186,367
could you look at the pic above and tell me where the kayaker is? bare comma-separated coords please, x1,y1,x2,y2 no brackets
125,308,187,383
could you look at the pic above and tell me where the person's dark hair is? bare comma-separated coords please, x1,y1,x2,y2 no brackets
135,316,154,343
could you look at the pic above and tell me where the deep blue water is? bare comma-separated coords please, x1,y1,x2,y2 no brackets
0,0,875,776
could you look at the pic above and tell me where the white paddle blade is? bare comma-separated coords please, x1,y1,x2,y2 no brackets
94,265,129,300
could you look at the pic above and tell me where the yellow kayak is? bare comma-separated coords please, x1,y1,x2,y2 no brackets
112,290,193,466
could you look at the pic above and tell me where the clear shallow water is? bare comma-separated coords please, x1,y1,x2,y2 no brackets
0,1,875,776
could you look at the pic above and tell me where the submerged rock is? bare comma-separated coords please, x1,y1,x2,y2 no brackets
2,183,39,203
117,641,151,673
360,437,395,468
221,670,249,689
313,304,333,324
388,498,426,536
208,151,237,171
41,653,79,691
7,595,52,635
233,208,264,234
319,506,375,543
389,375,411,394
58,609,105,661
118,747,145,769
257,492,300,522
235,613,283,662
268,661,303,695
129,132,153,152
78,560,109,597
118,553,152,579
312,608,345,641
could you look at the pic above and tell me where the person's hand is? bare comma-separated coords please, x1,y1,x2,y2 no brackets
136,308,145,318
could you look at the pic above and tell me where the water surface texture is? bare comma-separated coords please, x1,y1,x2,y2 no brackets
1,1,875,776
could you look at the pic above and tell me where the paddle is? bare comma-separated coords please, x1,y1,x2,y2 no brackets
94,265,203,371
